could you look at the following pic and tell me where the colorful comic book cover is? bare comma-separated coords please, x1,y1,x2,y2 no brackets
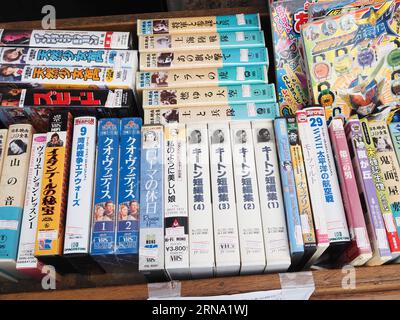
308,0,382,20
270,0,315,116
302,0,400,123
137,14,261,35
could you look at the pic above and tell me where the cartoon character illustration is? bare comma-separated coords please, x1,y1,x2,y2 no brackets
339,59,385,116
322,20,337,36
275,38,298,68
357,41,376,68
334,48,353,75
343,75,384,116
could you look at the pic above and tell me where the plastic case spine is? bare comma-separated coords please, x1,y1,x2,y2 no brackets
163,124,190,279
208,122,241,276
0,64,136,90
360,118,400,260
142,84,276,109
16,133,46,278
186,123,215,278
251,120,291,272
143,103,279,125
34,111,74,273
230,121,266,274
368,121,400,249
329,119,372,266
138,31,266,53
0,29,132,49
287,116,317,267
64,117,100,273
139,48,269,71
345,119,392,266
136,65,268,90
115,118,142,269
389,122,400,165
0,129,7,174
305,108,350,256
0,124,33,279
90,118,120,272
296,110,330,267
137,14,261,35
274,118,304,269
0,47,137,68
139,125,169,282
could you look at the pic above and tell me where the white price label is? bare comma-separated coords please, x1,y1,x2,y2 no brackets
240,48,249,62
236,32,245,42
0,220,18,231
242,84,251,98
236,67,245,81
236,14,246,25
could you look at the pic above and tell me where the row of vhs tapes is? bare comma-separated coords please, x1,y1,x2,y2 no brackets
139,108,400,281
0,112,143,280
0,29,138,91
1,110,400,281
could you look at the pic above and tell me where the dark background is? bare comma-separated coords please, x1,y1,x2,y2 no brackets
0,0,265,22
0,0,168,22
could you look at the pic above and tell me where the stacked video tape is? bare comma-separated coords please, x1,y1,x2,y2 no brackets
137,13,279,125
137,13,282,280
0,29,140,131
3,5,400,286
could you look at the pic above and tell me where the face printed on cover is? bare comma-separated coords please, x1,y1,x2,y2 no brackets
128,200,139,220
236,129,247,144
288,130,298,145
47,133,64,147
8,139,27,155
211,129,224,144
153,20,169,34
189,130,202,144
257,128,270,143
282,160,292,172
373,136,392,152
